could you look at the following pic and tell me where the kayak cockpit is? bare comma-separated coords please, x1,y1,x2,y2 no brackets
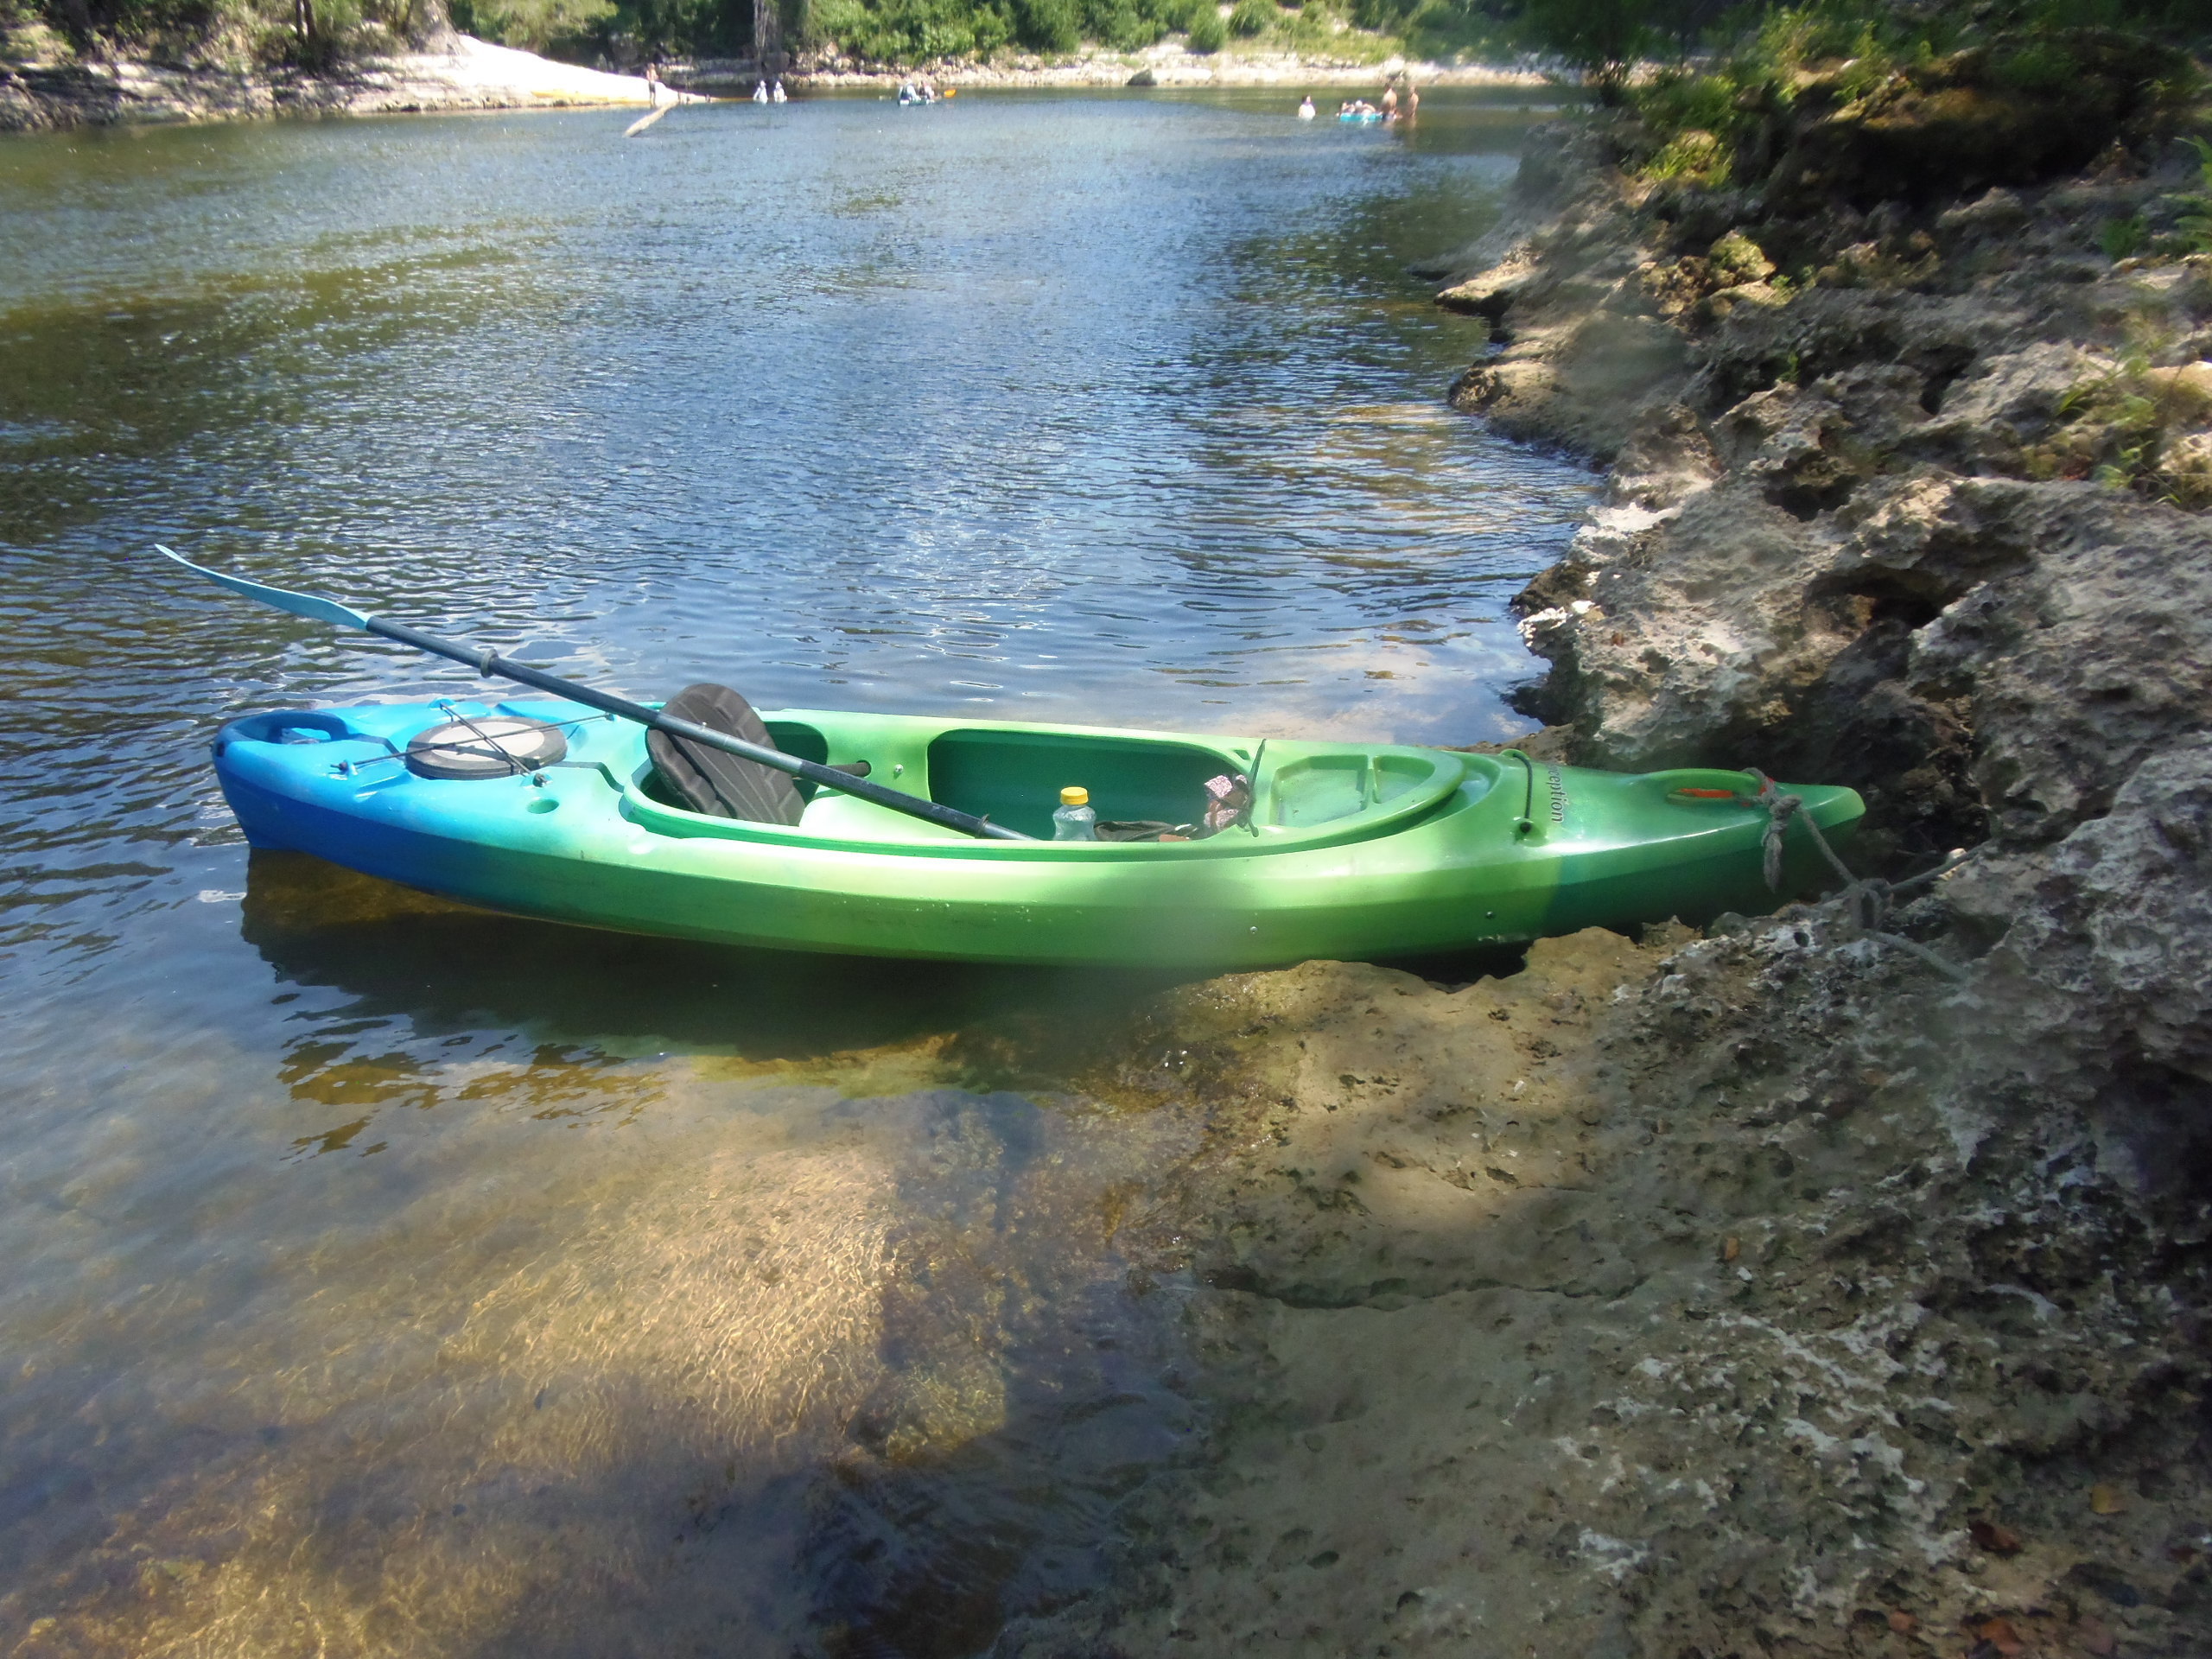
623,713,1480,855
215,697,1491,855
925,726,1244,839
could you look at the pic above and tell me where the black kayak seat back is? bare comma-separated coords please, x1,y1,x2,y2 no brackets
648,683,806,826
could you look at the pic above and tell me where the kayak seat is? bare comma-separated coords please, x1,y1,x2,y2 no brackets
926,728,1236,840
649,683,806,826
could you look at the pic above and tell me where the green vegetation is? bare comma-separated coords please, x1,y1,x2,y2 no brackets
2035,318,2212,506
1542,0,2209,113
1576,0,2209,259
3,0,2202,94
2101,213,2152,258
455,0,611,51
2177,134,2212,251
0,0,462,67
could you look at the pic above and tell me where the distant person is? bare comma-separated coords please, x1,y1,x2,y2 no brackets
644,60,660,105
771,79,787,102
753,79,770,103
1381,84,1397,116
1298,95,1315,119
1404,82,1418,121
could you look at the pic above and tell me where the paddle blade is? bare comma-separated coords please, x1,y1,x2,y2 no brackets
156,545,373,631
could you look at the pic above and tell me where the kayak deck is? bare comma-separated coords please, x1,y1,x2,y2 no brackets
211,699,1866,966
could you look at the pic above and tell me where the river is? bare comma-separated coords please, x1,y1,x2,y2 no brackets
0,87,1588,1656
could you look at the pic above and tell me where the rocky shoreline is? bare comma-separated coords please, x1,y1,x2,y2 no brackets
1006,99,2212,1659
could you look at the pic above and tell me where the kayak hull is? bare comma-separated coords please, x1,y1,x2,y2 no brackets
211,700,1864,968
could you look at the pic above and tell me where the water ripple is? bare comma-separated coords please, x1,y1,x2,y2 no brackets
0,89,1586,1656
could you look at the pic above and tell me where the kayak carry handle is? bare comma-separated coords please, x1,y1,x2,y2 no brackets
1500,748,1538,839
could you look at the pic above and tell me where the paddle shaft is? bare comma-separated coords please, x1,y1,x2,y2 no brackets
365,616,1032,841
153,545,1028,840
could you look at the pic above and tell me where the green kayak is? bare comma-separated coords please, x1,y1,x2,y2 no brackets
211,695,1863,968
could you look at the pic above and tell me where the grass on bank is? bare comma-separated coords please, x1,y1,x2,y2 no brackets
1592,2,2210,514
1605,0,2205,179
1615,3,2212,274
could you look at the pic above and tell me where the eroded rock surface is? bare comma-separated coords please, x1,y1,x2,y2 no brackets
1007,106,2212,1659
1011,895,2210,1656
1464,127,2212,874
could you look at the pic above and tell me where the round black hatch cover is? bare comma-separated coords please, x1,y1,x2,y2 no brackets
404,716,569,780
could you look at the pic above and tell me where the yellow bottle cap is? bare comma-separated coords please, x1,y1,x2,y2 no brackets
1060,786,1089,806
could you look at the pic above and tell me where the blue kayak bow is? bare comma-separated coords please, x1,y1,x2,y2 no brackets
155,545,1030,841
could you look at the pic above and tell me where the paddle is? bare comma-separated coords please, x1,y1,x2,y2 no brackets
156,546,1033,842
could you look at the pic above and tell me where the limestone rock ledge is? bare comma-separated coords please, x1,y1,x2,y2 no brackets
1003,106,2212,1659
0,35,676,132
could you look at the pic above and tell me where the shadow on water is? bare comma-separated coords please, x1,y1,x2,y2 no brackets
797,1268,1199,1659
163,862,1211,1657
238,847,1197,1062
237,848,1525,1064
0,90,1589,1658
0,1048,1207,1659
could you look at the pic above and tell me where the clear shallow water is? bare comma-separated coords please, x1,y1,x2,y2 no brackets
0,89,1588,1656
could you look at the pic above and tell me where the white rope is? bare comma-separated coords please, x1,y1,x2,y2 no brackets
1741,767,1977,982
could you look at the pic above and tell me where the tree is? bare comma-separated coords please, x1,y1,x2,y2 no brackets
1517,0,1656,102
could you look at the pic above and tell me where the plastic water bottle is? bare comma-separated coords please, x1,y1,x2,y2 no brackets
1052,785,1097,841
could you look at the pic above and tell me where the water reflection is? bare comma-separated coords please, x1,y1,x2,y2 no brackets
238,849,1190,1147
0,87,1579,1655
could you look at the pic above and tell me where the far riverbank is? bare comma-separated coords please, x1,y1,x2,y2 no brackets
0,33,690,131
0,28,1545,132
677,47,1547,95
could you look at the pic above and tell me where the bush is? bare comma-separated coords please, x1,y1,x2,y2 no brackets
1278,0,1331,48
36,0,2212,80
1224,0,1268,35
1619,2,2203,199
2177,135,2212,254
1082,0,1158,47
809,0,1010,59
459,0,613,51
1641,126,1728,183
1519,0,1661,103
2100,213,2150,258
1012,0,1073,48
